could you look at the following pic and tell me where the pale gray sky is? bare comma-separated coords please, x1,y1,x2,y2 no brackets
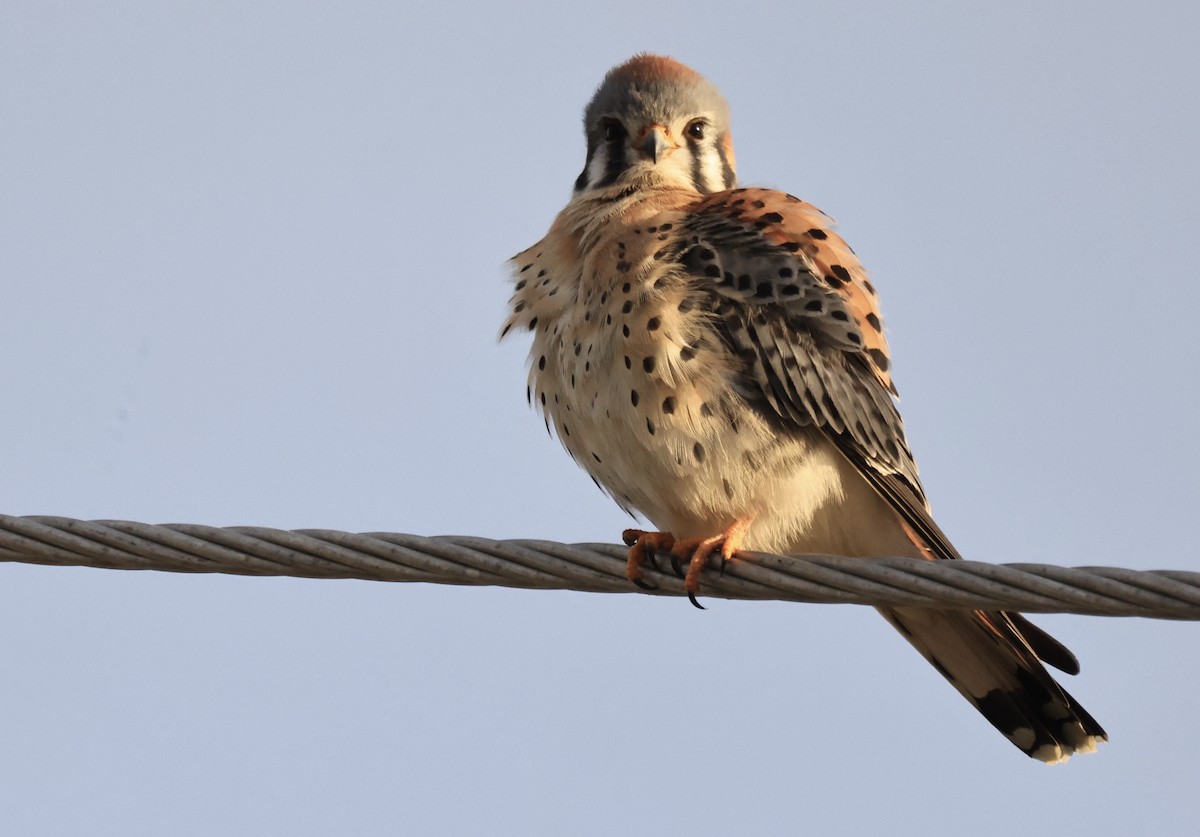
3,2,1199,835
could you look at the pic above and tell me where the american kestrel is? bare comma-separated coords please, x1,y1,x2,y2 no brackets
502,54,1105,762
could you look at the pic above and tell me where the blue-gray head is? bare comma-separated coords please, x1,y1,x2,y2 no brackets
574,55,737,195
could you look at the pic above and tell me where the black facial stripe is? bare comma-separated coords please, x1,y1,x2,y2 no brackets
573,133,599,191
717,134,736,189
596,138,629,188
686,136,707,193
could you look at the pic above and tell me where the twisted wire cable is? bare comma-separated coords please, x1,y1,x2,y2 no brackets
1,514,1198,619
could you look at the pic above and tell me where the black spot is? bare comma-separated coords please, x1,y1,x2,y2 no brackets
519,264,532,273
513,301,526,313
804,299,823,312
863,279,877,295
537,269,547,278
678,297,696,313
698,248,715,260
755,282,773,298
659,223,673,231
736,275,752,291
778,267,794,279
760,212,783,224
643,357,656,373
527,317,537,330
616,261,631,273
731,198,745,206
704,264,721,278
622,324,630,338
592,452,602,463
720,271,735,286
562,423,570,437
600,291,608,303
605,314,612,325
722,478,734,499
540,392,546,405
574,343,582,356
662,396,677,414
699,402,713,418
679,345,697,361
630,390,639,406
570,374,575,388
538,355,546,370
646,417,656,435
515,279,527,290
693,442,706,463
830,264,852,282
624,355,631,369
622,300,634,314
584,361,590,371
780,284,800,296
868,348,890,371
646,317,661,331
865,312,882,331
780,241,802,252
751,199,765,209
622,282,632,293
807,228,828,240
646,226,657,233
831,309,849,322
653,248,670,260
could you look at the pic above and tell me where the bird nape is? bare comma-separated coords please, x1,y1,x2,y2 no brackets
501,53,1105,763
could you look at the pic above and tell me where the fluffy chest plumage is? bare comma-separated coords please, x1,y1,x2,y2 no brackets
505,197,858,551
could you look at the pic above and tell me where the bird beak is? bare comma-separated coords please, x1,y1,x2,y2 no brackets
638,125,673,163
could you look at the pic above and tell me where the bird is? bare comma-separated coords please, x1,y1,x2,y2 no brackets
501,53,1105,763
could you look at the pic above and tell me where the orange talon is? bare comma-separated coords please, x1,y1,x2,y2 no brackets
621,529,676,590
670,517,755,607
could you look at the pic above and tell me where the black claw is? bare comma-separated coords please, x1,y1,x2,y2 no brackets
718,554,729,577
645,548,662,572
669,552,685,579
688,592,706,610
622,531,639,546
633,577,658,591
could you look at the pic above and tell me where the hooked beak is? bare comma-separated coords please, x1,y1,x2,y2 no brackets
638,124,673,163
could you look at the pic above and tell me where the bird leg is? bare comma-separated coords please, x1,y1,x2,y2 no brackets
621,529,676,590
670,517,754,609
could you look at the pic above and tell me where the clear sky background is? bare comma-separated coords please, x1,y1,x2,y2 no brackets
3,2,1198,835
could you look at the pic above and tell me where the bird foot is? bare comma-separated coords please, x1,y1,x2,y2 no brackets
621,529,676,590
670,518,754,609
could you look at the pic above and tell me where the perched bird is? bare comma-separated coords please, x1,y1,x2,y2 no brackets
501,53,1105,762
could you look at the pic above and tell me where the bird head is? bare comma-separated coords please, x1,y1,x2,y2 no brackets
574,54,737,196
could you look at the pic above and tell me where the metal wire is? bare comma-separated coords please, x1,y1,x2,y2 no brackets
1,514,1198,619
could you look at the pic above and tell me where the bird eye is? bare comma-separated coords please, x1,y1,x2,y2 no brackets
685,120,707,141
602,119,626,142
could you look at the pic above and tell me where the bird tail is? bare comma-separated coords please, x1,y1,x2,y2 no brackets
879,606,1107,763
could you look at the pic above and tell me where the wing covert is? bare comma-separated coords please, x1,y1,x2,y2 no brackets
676,187,945,545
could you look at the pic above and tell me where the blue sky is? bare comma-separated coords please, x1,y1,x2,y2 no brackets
3,3,1199,834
